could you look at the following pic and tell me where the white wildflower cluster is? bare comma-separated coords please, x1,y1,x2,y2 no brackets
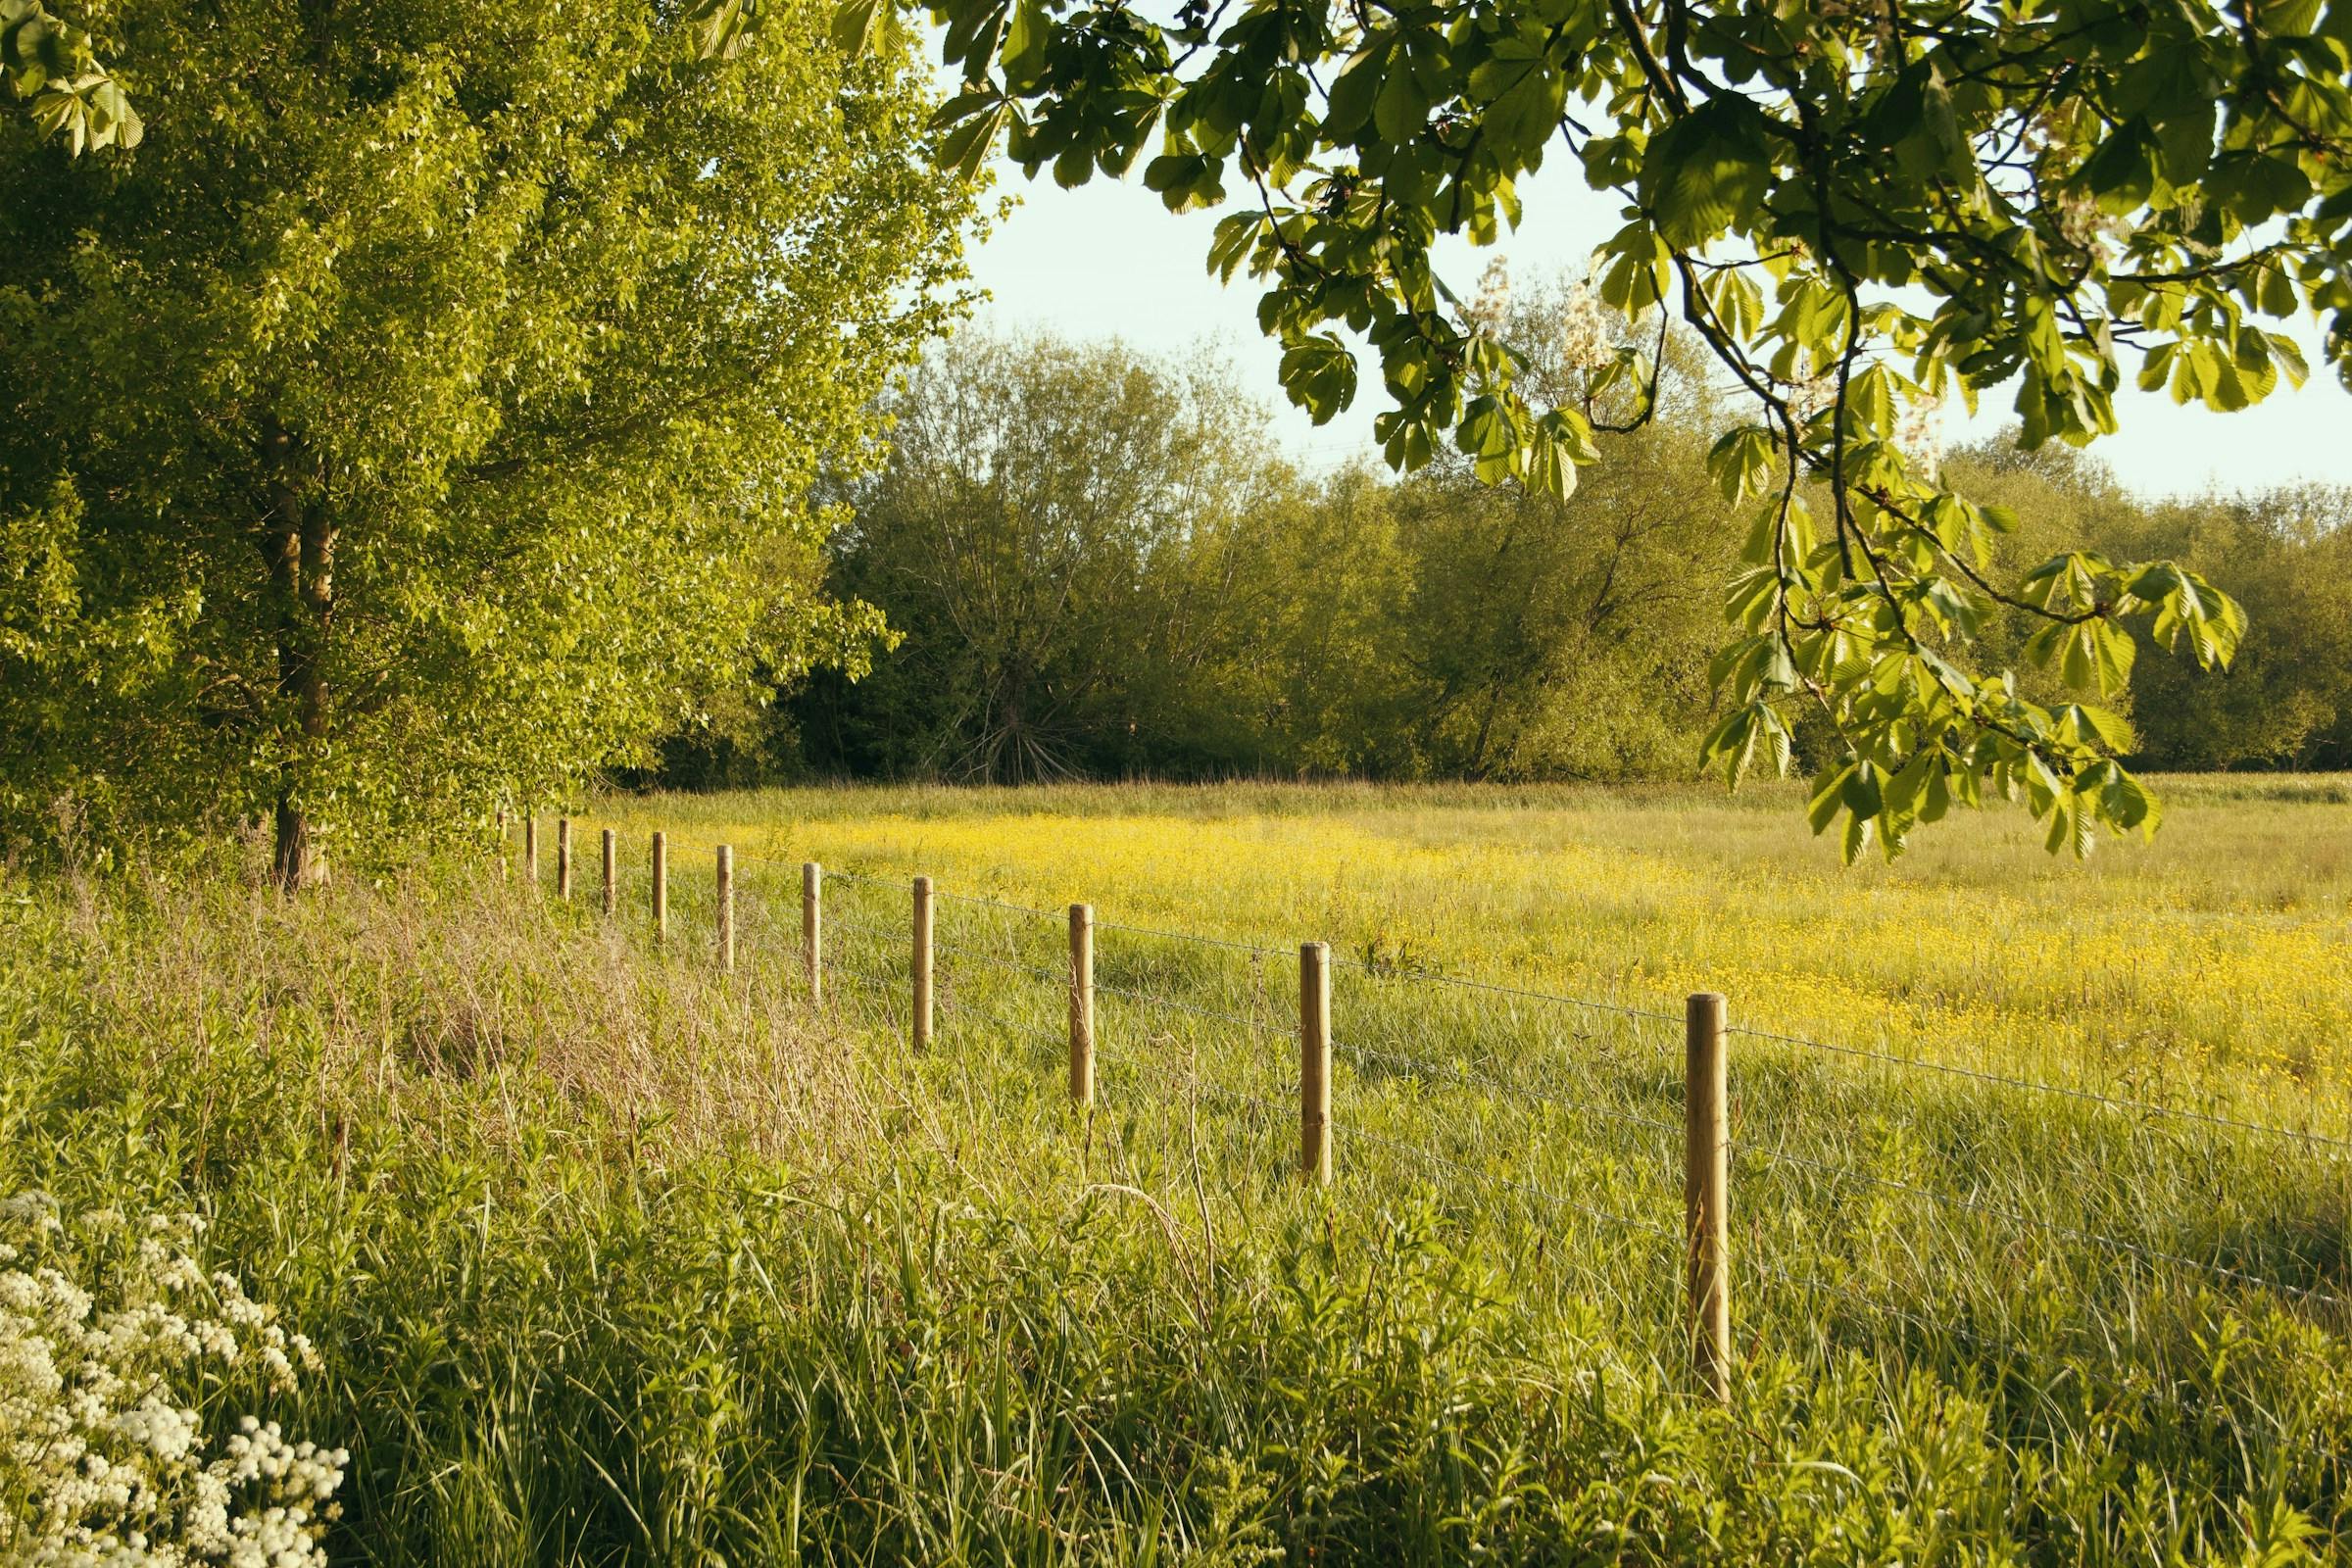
0,1195,347,1566
1787,367,1839,420
1784,363,1943,465
1556,279,1617,372
2051,185,2135,252
1894,388,1946,479
1462,257,1618,373
1465,255,1513,337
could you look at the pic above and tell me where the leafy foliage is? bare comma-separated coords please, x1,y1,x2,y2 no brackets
792,302,1732,784
756,0,2352,856
1953,443,2352,771
0,0,978,877
808,333,1290,782
0,1,138,153
783,316,2352,795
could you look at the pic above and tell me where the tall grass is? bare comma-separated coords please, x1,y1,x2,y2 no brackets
2,785,2347,1563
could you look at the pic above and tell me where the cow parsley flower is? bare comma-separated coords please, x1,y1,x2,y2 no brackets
0,1197,347,1565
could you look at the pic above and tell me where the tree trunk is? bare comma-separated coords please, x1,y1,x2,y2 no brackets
264,423,334,891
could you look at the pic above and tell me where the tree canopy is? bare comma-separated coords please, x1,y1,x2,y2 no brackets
766,0,2352,857
808,333,1292,781
745,320,2350,791
0,0,977,880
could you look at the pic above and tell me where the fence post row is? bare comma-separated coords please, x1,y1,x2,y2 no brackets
803,862,822,1004
1299,941,1332,1186
491,825,1738,1398
911,875,934,1052
650,830,667,946
1685,991,1731,1403
1068,904,1095,1107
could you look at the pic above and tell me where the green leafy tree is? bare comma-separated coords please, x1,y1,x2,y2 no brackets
804,293,1741,785
0,0,976,882
2123,497,2352,770
756,0,2351,856
1368,270,1728,778
808,333,1291,780
1941,442,2352,771
2101,484,2352,770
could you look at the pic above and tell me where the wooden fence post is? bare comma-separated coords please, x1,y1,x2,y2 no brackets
557,818,572,902
716,846,735,973
911,875,934,1052
601,829,616,917
524,815,539,887
650,831,667,946
803,862,822,1004
1299,941,1332,1185
1068,904,1095,1106
1685,991,1731,1402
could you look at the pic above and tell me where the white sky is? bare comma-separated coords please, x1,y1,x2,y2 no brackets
958,159,2352,501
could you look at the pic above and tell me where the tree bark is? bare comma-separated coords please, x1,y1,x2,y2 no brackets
264,422,334,891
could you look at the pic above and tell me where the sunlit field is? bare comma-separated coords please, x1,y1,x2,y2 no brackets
4,777,2347,1562
613,774,2352,1130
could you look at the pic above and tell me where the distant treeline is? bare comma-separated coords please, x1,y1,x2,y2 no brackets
662,284,2352,786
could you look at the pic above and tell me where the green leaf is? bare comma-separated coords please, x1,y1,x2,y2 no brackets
691,0,761,59
2104,764,2163,840
830,0,891,56
1374,49,1434,144
1280,335,1359,424
1807,764,1853,836
1706,425,1777,503
935,100,1010,181
1637,99,1773,249
1841,808,1876,865
2075,120,2160,215
1468,41,1566,159
1839,760,1885,820
1002,0,1049,83
1325,34,1390,136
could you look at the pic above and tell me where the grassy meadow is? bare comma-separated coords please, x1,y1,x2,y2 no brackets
4,778,2348,1563
622,774,2352,1128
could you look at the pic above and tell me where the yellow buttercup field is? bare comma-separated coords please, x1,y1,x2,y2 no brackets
611,774,2352,1134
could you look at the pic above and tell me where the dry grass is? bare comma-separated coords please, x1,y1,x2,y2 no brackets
50,851,870,1173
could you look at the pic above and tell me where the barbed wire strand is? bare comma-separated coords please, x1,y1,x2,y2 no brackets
934,942,1065,987
1094,980,1289,1037
1736,1141,2343,1306
545,840,2352,1167
538,853,2336,1375
1742,1250,2022,1360
934,887,1065,922
1092,917,1283,959
1727,1021,2352,1153
1331,958,1689,1028
1339,1039,1685,1139
1337,1124,1678,1242
1106,1054,1294,1119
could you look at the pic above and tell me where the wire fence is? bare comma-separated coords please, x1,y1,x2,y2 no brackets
499,815,2352,1396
